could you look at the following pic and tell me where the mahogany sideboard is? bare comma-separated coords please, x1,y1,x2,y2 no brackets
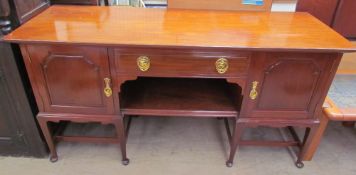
4,5,356,167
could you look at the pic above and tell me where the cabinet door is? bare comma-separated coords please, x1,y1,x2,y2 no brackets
240,52,340,119
23,45,114,114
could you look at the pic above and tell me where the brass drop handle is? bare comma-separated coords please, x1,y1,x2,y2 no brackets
137,56,150,72
103,78,112,97
215,58,229,74
249,81,259,100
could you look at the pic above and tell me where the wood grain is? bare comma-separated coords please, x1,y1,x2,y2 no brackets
296,0,339,26
21,44,115,114
7,5,355,165
113,48,250,78
240,52,341,119
3,5,355,52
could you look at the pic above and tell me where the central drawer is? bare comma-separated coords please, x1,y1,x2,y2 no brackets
113,48,250,78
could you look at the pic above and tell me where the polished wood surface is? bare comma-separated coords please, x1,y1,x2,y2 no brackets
114,48,250,78
240,52,340,119
337,42,356,74
4,5,355,52
296,0,339,26
5,5,356,167
302,73,356,160
323,97,356,121
168,0,272,11
21,45,115,114
120,77,240,117
19,44,127,163
304,96,356,161
297,0,356,38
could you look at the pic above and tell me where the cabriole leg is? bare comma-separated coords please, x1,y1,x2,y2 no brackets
37,117,58,162
115,116,129,165
226,122,244,167
296,125,318,168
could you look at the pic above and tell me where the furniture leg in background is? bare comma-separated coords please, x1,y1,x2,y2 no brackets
303,74,356,160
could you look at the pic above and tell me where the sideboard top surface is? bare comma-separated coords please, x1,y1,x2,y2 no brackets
3,5,356,52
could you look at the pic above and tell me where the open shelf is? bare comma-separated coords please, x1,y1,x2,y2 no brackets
120,77,241,117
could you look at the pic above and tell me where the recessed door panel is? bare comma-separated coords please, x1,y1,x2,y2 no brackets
25,45,114,114
257,59,321,110
241,52,339,119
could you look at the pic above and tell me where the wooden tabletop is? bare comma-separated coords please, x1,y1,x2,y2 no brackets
323,74,356,120
3,5,356,52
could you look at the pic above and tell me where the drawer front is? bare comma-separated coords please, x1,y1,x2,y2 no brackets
114,49,250,78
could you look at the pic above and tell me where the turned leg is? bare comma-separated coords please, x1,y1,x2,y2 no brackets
302,114,330,161
37,117,58,162
114,116,129,165
295,125,318,168
226,122,244,167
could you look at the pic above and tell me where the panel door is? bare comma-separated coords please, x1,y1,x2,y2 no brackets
240,52,340,119
24,45,114,114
